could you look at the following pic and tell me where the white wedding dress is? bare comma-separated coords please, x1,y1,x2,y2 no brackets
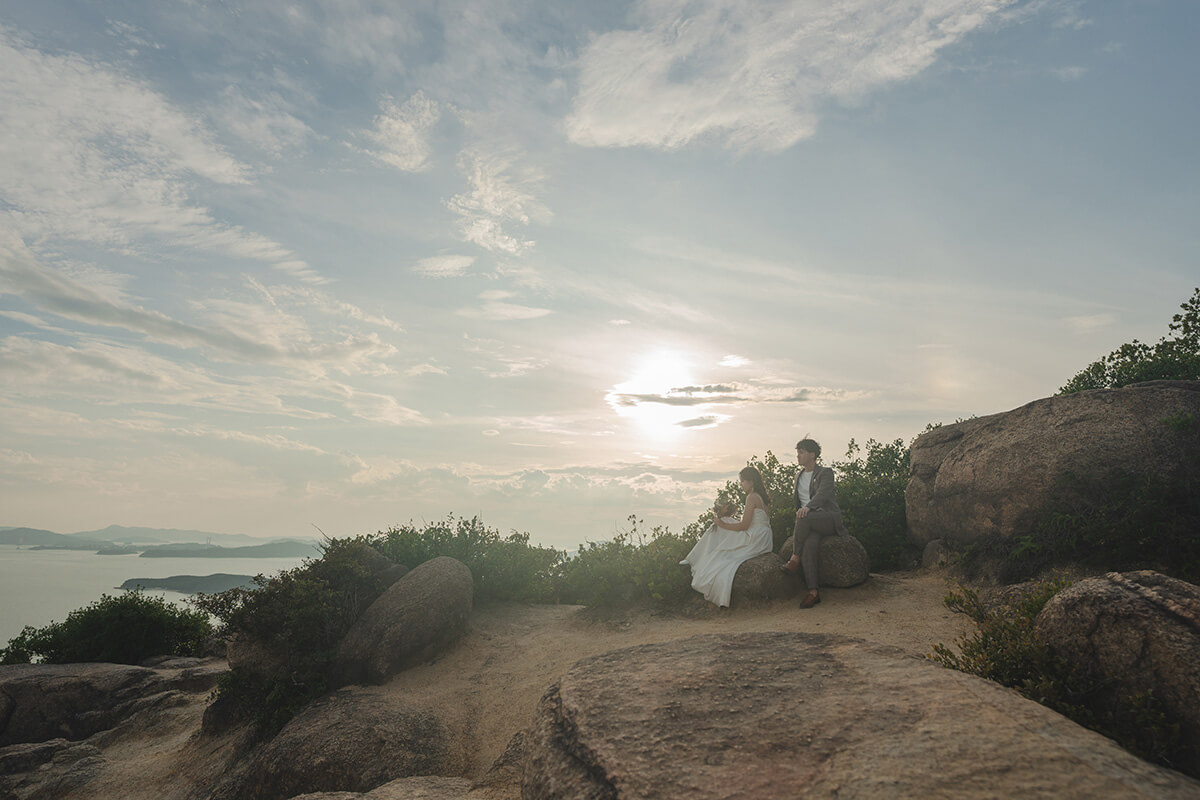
680,507,774,607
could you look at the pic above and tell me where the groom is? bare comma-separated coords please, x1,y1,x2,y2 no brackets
780,438,846,608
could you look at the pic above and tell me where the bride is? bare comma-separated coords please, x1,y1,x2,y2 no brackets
680,465,774,607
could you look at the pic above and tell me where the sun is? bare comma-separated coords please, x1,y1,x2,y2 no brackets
606,350,702,440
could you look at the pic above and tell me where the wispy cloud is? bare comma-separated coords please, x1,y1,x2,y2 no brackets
446,147,549,254
567,0,1018,153
413,253,476,278
457,290,553,321
607,380,859,410
217,84,315,157
0,233,397,373
0,29,302,262
356,91,441,171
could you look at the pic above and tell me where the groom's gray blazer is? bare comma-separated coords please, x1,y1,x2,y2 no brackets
795,465,848,535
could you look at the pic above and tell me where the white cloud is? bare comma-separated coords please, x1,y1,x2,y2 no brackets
1065,313,1117,335
218,84,315,157
457,290,553,321
0,29,302,262
358,91,441,172
566,0,1018,153
0,232,397,374
447,147,550,253
1051,65,1087,81
414,254,476,278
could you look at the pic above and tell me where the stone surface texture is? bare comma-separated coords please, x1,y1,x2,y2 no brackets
333,556,473,687
905,380,1200,549
0,659,224,746
522,632,1200,799
727,553,795,607
778,535,871,588
1035,570,1200,774
221,687,467,800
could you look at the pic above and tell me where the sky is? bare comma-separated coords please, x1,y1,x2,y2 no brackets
0,0,1196,550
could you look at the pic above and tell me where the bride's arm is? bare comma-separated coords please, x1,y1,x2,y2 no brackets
715,493,763,531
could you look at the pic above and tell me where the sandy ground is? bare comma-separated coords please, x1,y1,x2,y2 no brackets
388,569,974,777
63,569,974,798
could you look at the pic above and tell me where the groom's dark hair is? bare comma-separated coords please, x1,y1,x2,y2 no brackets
795,438,821,458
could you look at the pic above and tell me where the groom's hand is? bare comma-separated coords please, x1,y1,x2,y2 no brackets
796,506,810,519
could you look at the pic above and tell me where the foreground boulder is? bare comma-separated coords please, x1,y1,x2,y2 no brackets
216,687,468,800
778,534,870,588
0,660,225,746
523,632,1200,799
1035,570,1200,774
727,553,794,607
333,556,473,687
906,380,1200,550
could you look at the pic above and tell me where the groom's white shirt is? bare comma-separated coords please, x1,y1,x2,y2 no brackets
796,469,812,507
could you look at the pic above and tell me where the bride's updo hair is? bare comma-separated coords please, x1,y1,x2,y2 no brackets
739,465,769,507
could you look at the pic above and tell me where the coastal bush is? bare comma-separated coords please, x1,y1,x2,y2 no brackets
1060,286,1200,393
0,590,211,665
369,515,563,603
559,516,694,608
191,536,390,735
931,579,1189,775
831,438,913,571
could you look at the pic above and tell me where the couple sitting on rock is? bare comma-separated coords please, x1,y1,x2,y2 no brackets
680,438,845,609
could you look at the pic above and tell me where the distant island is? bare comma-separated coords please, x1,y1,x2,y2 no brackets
0,526,319,557
118,574,257,593
138,540,320,558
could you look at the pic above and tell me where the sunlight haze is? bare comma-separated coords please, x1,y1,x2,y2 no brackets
1,0,1196,549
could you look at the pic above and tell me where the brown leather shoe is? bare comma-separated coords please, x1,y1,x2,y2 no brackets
780,556,801,574
800,590,821,609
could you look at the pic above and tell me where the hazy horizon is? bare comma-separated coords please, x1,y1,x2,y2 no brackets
1,1,1197,550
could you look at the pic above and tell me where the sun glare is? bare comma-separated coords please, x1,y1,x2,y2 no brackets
606,350,705,440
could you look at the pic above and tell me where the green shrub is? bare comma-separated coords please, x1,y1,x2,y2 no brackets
1060,287,1200,393
369,515,563,603
832,438,913,571
191,536,391,735
559,516,694,608
0,590,212,665
931,579,1189,775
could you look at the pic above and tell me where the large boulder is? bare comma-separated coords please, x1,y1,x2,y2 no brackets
221,687,468,800
522,632,1200,799
1035,570,1200,774
0,659,225,746
728,553,794,606
778,534,870,588
332,556,473,687
906,380,1200,550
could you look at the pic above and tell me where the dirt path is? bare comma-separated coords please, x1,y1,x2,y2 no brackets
387,569,972,777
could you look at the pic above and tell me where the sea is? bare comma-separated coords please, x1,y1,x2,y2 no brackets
0,545,312,648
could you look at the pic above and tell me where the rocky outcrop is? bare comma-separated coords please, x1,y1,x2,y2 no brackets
778,534,870,588
727,553,794,606
1035,570,1200,774
218,687,468,800
522,632,1200,799
0,739,104,799
332,556,473,687
0,659,225,746
906,381,1200,549
283,776,473,799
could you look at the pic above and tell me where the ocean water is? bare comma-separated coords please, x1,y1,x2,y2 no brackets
0,545,312,647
